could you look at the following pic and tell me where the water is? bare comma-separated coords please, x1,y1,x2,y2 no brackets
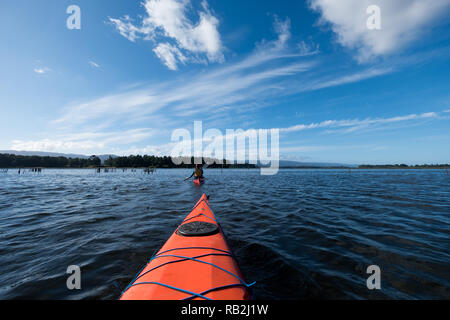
0,168,449,300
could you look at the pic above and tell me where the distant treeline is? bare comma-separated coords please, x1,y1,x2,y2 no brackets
0,153,101,168
104,155,256,168
0,153,256,169
3,153,446,169
358,164,450,169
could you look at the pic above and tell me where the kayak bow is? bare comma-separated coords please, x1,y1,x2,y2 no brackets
120,194,252,300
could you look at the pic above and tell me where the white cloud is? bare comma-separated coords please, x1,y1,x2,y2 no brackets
272,16,291,48
309,0,450,62
109,0,223,70
89,61,100,68
253,16,292,54
34,67,51,74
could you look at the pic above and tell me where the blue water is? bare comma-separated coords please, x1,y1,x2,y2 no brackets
0,168,449,299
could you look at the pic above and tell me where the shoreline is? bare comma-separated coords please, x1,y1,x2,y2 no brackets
1,167,449,170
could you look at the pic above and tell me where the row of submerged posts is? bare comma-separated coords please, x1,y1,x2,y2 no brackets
0,168,43,174
95,167,156,174
14,168,43,174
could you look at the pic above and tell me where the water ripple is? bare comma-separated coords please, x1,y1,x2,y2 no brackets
0,168,449,299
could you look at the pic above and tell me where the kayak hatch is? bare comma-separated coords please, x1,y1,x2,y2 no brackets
120,194,252,300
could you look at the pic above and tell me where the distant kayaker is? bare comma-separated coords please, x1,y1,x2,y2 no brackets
185,164,204,181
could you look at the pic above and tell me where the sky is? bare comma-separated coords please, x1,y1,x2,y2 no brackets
1,0,450,165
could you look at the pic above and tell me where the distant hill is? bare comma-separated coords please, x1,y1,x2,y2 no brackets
255,160,354,168
0,150,117,163
278,160,355,168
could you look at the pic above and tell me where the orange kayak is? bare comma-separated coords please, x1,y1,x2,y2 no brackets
120,194,253,300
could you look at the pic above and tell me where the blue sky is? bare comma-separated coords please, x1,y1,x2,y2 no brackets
1,0,450,164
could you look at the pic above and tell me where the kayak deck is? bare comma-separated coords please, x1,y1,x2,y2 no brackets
120,194,252,300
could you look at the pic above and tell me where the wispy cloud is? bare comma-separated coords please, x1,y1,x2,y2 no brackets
109,0,223,70
54,17,318,129
280,144,365,153
279,112,439,133
54,15,393,132
93,110,443,157
108,15,142,42
53,58,319,129
300,67,392,92
11,139,105,153
34,67,51,74
53,90,158,127
89,61,100,68
153,43,187,70
297,40,320,56
11,128,155,154
19,109,445,156
119,111,443,156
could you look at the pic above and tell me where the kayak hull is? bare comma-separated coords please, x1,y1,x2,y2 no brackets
120,194,251,300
